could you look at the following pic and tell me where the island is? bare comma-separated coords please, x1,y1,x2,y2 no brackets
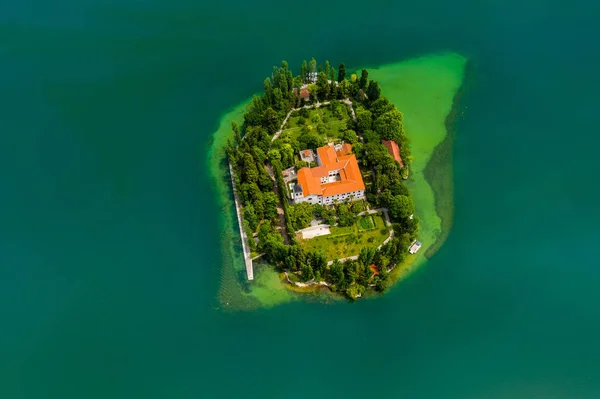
209,53,467,310
224,58,421,299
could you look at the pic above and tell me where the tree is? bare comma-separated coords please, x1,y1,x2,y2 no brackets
340,129,358,144
289,202,314,230
376,275,391,292
243,204,259,232
337,203,357,227
272,88,284,111
294,160,308,170
355,107,373,133
301,60,308,83
244,95,265,126
257,168,273,192
359,69,369,90
301,265,314,281
339,79,350,98
346,284,365,299
239,182,262,204
263,78,273,105
358,246,377,267
310,251,327,276
330,259,345,286
373,108,404,142
366,80,381,102
325,60,331,79
307,84,318,101
350,200,365,213
317,123,326,135
377,255,390,273
309,58,317,77
263,191,279,220
312,204,325,218
231,121,241,145
316,72,329,101
242,153,259,184
388,195,414,221
299,131,325,150
263,107,280,135
338,63,346,82
329,67,337,98
267,148,281,163
280,143,295,168
369,97,395,120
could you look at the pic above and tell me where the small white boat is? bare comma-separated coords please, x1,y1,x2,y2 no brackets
408,240,422,254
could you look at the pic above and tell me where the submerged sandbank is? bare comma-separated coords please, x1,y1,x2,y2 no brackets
368,53,467,282
208,53,467,310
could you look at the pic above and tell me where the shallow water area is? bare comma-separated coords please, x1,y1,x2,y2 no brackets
3,0,600,397
211,53,466,308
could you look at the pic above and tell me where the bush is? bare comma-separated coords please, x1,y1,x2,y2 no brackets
351,200,366,214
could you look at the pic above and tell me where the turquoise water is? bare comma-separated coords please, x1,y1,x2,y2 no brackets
2,1,600,398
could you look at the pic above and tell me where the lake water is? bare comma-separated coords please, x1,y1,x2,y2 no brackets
1,0,600,398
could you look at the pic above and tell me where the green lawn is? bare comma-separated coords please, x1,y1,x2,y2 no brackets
280,104,350,142
357,215,375,231
297,215,389,261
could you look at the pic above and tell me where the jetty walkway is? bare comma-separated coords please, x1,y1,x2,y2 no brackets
228,162,253,280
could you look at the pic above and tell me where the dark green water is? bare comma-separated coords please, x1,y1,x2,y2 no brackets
2,1,599,397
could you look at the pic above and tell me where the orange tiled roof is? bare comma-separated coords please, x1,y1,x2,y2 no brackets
294,87,310,100
317,146,337,167
336,143,353,157
369,264,379,276
296,144,365,198
382,139,404,168
300,87,310,100
297,168,323,196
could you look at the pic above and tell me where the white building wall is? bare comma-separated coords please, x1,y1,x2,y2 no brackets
294,194,321,204
322,190,364,205
295,190,364,205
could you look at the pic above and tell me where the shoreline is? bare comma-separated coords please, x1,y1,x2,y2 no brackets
209,53,467,309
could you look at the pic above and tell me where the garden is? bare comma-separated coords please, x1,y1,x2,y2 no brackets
297,214,390,261
278,101,355,143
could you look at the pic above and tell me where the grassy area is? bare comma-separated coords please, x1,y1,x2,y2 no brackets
280,104,351,142
357,215,375,231
297,215,389,261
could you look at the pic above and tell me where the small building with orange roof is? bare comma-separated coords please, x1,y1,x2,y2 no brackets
293,85,311,102
369,264,379,278
292,143,365,205
382,139,404,168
